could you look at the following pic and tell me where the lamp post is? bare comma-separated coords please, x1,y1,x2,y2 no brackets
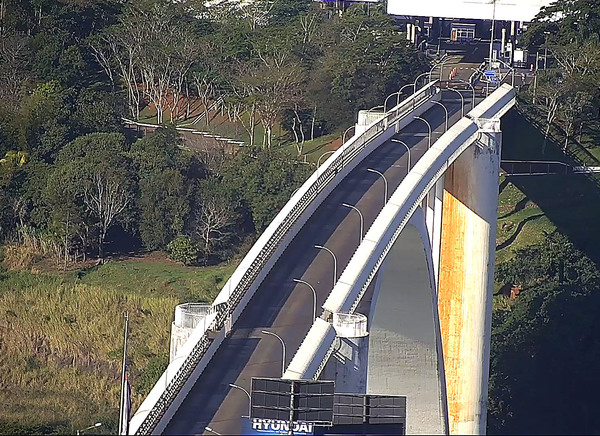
205,426,221,435
317,150,335,167
453,79,476,109
543,31,550,70
76,423,102,435
384,92,400,112
432,101,449,132
292,279,317,322
391,139,411,171
260,330,286,377
446,88,465,117
488,0,497,71
342,125,355,144
413,71,430,93
367,105,384,115
367,168,388,204
396,83,415,105
229,383,252,418
315,244,338,286
341,203,364,241
413,116,432,149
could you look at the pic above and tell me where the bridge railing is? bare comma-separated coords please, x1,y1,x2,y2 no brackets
129,80,439,435
283,85,517,381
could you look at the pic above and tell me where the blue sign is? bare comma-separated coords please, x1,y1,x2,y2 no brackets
242,418,314,435
484,70,497,78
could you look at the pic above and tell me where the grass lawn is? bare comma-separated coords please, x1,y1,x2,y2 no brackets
495,99,600,270
0,254,237,434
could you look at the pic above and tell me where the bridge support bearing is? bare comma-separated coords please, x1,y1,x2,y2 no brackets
438,127,501,435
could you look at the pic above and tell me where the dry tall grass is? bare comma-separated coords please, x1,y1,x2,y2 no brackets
0,278,178,433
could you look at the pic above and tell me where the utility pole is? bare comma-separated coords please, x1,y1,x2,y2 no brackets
488,0,497,71
119,312,129,435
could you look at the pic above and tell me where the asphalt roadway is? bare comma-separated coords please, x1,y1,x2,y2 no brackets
163,90,482,435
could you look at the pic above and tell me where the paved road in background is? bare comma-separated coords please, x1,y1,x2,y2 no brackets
163,90,480,436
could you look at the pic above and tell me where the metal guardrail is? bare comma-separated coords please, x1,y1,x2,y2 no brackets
132,81,438,435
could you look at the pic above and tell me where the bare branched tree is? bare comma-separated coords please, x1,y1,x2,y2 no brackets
0,35,30,110
195,196,234,255
83,174,131,258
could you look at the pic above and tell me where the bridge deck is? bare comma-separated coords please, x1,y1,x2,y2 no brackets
163,91,476,435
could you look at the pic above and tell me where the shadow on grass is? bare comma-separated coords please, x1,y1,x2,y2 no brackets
496,213,544,250
489,103,600,435
500,105,600,263
498,196,529,219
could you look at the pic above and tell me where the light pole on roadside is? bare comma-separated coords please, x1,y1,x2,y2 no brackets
317,150,335,167
229,383,252,418
292,279,317,322
413,116,432,149
432,101,449,132
341,203,364,241
391,139,411,171
446,88,465,117
413,71,430,93
396,83,415,105
205,426,221,435
367,168,388,204
488,0,497,71
315,244,338,286
342,125,355,144
260,330,286,377
454,79,476,109
77,423,102,436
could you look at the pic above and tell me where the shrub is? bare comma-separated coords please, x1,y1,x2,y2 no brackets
166,236,198,265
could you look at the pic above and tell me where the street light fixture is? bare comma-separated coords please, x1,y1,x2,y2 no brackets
292,279,317,322
76,423,102,435
317,150,335,168
446,88,465,117
342,125,355,144
229,383,251,418
367,168,388,204
453,79,476,109
341,203,364,241
396,83,415,105
314,244,338,286
413,71,430,93
367,105,384,115
488,0,498,71
413,116,432,150
432,101,449,132
205,426,221,435
391,139,411,171
260,330,286,377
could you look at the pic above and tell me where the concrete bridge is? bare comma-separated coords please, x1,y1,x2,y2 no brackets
128,81,515,435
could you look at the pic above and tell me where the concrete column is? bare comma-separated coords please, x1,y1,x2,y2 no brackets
437,124,501,434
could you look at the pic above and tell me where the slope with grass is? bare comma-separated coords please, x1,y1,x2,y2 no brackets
0,255,236,434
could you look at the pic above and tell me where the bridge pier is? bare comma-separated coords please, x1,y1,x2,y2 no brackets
437,123,501,434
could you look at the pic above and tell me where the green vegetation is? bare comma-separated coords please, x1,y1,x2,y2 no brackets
0,256,235,434
489,1,600,433
0,0,427,433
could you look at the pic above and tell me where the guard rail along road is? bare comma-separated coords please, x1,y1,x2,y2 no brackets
129,80,440,435
283,84,516,382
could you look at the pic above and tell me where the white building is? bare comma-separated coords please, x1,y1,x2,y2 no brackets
387,0,555,22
